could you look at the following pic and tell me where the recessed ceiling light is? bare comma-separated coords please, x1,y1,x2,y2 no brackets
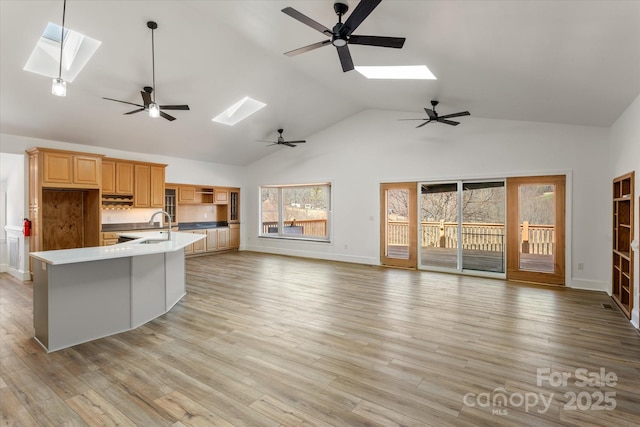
24,22,101,82
212,96,267,126
355,65,436,80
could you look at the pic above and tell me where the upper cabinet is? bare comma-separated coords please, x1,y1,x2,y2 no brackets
178,186,197,203
228,188,240,223
102,159,134,195
134,163,166,208
31,148,102,189
213,187,228,205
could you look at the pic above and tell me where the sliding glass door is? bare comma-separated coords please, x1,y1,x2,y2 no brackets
419,180,505,274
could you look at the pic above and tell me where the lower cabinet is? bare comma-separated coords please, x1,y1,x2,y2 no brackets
229,223,240,249
205,228,229,252
183,227,240,256
185,230,207,255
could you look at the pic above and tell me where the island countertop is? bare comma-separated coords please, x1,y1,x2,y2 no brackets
30,231,205,265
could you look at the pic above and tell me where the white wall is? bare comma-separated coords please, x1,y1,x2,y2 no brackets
609,93,640,327
0,134,243,187
0,133,245,228
0,152,27,276
242,109,610,291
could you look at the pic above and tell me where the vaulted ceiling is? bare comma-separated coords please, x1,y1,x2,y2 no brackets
1,1,639,166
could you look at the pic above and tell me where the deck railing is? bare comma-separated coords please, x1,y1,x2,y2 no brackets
388,221,554,255
261,219,327,236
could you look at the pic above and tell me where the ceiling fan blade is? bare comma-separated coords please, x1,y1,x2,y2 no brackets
159,105,190,110
425,108,437,120
341,0,382,36
160,111,176,121
283,142,297,147
416,120,431,128
439,119,460,126
398,118,429,121
336,45,354,72
284,140,306,144
438,111,470,119
348,35,406,49
141,91,152,106
123,108,145,115
284,39,331,56
282,7,332,36
102,97,145,108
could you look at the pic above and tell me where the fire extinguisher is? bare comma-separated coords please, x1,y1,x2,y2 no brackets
23,218,31,237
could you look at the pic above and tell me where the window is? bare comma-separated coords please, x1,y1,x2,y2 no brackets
260,183,331,241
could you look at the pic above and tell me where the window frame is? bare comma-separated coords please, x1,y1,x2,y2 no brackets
259,182,332,242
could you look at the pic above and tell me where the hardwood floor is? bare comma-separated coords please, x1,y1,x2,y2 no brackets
1,251,639,426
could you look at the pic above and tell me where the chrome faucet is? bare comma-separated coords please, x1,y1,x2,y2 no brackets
149,210,172,240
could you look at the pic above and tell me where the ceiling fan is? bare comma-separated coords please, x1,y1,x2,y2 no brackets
282,0,406,72
259,129,307,148
102,21,189,121
400,101,470,127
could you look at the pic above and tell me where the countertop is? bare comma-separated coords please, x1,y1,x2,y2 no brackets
30,231,206,265
101,221,228,231
102,222,163,232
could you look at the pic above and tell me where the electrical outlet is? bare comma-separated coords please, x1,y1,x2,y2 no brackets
577,263,584,270
204,213,208,218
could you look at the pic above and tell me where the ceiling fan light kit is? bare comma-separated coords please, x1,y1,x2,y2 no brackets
282,0,406,72
102,21,190,121
400,100,471,127
258,129,307,148
52,0,67,97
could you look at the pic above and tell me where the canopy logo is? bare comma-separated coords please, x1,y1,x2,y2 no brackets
463,367,618,416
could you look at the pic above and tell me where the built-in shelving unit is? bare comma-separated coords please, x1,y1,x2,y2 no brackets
101,195,134,209
612,171,634,318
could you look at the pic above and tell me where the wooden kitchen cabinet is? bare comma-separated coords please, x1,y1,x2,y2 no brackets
27,147,103,278
179,186,197,203
214,188,229,204
185,230,206,254
102,159,134,195
206,229,218,251
102,160,115,193
229,223,240,249
38,148,102,188
228,188,240,223
116,162,134,195
217,227,229,250
134,163,166,208
203,228,229,253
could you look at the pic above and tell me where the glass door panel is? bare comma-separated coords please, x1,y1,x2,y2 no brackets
420,182,459,270
380,183,417,268
461,181,505,273
518,184,555,272
506,175,565,285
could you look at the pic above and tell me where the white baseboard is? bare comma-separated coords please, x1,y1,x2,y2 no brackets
568,278,608,292
241,245,378,266
0,263,7,273
7,266,30,281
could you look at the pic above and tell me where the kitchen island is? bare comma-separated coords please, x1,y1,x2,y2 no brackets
30,231,205,352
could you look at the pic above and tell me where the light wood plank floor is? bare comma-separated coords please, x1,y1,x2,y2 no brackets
1,251,639,426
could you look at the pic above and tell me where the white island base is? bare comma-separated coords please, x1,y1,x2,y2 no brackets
31,232,203,352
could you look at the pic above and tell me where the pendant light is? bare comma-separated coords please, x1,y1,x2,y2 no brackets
148,21,159,118
51,0,67,97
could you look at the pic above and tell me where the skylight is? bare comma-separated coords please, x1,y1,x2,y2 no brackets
212,96,267,126
24,22,101,82
355,65,436,80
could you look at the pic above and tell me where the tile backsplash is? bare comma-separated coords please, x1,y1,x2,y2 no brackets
101,208,163,225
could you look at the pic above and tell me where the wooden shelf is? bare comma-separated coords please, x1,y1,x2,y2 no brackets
101,195,133,209
611,171,634,319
